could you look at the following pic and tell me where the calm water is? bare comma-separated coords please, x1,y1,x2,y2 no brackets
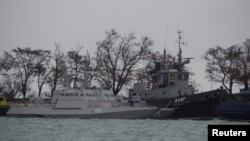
0,117,249,141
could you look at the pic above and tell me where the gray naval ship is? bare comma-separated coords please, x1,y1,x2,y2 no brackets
7,88,161,119
7,60,174,119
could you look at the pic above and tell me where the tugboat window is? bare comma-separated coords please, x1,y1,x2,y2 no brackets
157,75,160,81
184,74,189,80
177,74,182,80
163,75,168,87
170,74,175,80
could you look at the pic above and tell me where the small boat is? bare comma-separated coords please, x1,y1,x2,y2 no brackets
215,90,250,121
0,95,10,116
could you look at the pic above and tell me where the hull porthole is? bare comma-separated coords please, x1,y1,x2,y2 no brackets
203,94,210,101
212,93,219,98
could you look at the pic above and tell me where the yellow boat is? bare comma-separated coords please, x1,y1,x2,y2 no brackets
0,96,10,116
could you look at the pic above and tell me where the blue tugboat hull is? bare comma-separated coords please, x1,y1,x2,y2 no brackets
216,103,250,121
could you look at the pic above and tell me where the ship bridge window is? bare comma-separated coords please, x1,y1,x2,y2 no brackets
177,74,182,80
65,93,69,96
61,93,65,96
97,94,103,97
75,93,79,96
177,74,188,81
157,75,160,81
87,94,94,97
184,74,189,80
80,93,85,96
70,93,74,96
170,74,175,80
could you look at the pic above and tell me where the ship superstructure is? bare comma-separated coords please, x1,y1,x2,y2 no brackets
129,30,195,106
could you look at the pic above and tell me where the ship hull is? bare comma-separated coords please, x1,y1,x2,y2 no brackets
145,89,227,119
0,105,10,116
150,108,176,119
215,92,250,121
6,106,160,119
215,103,250,121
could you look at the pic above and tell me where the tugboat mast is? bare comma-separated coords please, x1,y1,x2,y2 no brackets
177,30,183,67
176,30,190,71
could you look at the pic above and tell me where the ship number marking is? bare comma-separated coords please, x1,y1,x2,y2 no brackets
174,97,185,103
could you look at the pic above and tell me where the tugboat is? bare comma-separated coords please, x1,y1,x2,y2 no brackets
7,60,172,119
128,30,228,119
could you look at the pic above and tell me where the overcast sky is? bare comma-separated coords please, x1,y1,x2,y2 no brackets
1,0,250,93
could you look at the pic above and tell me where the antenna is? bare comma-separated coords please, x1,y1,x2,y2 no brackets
164,23,168,49
163,23,168,64
83,51,90,89
62,61,70,88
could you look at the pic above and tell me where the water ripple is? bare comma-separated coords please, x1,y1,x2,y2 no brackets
0,117,249,141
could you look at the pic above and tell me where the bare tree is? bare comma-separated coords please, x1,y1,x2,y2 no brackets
67,46,85,88
33,49,52,97
95,29,153,95
237,39,250,91
0,74,22,100
91,44,113,89
203,45,242,94
48,44,65,97
1,47,41,98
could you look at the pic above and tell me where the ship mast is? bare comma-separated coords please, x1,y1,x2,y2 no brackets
176,30,191,71
62,61,70,88
82,55,90,89
177,30,184,68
